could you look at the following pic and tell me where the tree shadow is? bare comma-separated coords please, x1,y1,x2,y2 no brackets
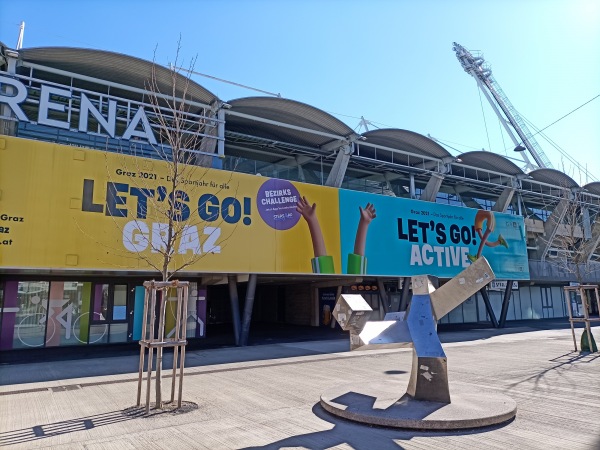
241,402,513,450
506,350,599,391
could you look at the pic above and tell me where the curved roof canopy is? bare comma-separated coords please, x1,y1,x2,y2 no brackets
583,182,600,196
449,151,525,186
520,168,580,197
225,97,355,149
456,151,524,176
361,129,451,159
18,47,219,106
353,129,451,168
528,169,579,189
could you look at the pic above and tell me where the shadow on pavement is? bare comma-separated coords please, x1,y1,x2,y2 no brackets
0,409,142,446
0,319,596,388
241,402,514,450
0,402,200,446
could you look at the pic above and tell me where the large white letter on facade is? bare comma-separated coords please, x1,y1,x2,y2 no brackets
0,75,29,121
123,221,150,252
39,85,71,129
122,106,157,144
151,222,169,253
178,225,201,255
79,93,117,137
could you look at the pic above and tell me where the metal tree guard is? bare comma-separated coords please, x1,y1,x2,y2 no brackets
136,280,189,414
563,284,600,352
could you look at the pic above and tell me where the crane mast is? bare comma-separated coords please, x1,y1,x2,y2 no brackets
452,42,552,170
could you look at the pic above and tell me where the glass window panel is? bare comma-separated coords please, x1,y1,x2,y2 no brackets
93,284,109,321
89,323,109,344
109,323,128,343
55,282,85,347
112,285,127,321
13,281,50,349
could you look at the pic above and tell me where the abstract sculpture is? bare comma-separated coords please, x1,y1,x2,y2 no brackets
324,257,516,429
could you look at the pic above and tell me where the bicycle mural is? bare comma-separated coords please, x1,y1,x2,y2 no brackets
0,281,206,350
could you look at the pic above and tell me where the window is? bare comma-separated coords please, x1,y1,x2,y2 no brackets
13,281,50,348
90,283,130,344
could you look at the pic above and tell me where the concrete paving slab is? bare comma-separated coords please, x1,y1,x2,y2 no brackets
0,325,599,449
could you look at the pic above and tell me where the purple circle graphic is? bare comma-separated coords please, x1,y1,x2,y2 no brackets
256,179,301,230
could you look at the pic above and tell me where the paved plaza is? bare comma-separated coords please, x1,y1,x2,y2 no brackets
1,324,599,449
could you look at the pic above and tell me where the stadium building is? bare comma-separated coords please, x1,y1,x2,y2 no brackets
1,44,599,352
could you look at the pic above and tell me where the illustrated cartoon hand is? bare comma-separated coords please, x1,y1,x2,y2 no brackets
296,196,327,258
359,203,376,224
296,196,318,222
353,203,376,257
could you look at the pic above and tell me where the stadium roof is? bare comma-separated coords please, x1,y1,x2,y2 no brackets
17,47,219,106
360,128,452,160
528,168,579,189
456,151,524,176
584,182,600,196
7,46,598,198
225,97,356,149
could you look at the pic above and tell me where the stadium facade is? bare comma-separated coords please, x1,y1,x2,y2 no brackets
1,44,599,352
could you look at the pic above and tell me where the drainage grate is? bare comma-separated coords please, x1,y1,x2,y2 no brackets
49,385,81,392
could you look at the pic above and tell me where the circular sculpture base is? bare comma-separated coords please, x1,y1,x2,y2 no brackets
320,380,516,430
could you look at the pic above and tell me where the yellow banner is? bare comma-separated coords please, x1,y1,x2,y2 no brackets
0,137,341,274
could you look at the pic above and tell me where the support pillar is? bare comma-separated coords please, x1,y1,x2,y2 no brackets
228,275,241,346
498,281,513,328
376,278,389,314
420,173,445,202
399,277,411,311
478,288,499,328
325,141,353,188
492,187,516,213
240,274,257,346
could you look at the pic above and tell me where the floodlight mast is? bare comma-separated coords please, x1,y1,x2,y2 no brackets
452,42,552,170
16,22,25,50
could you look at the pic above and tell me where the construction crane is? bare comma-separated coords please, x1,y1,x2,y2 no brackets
452,42,553,170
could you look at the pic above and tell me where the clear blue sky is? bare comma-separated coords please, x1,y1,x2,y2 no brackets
2,0,599,183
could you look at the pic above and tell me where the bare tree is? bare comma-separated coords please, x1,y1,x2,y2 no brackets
100,40,239,410
116,46,215,280
544,187,599,285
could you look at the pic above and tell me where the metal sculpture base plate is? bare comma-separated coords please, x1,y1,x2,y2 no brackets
320,379,516,430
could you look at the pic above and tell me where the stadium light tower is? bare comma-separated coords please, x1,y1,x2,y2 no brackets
453,42,553,171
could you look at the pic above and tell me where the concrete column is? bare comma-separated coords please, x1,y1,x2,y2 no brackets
420,173,445,202
325,142,352,188
409,174,416,199
228,275,241,346
399,277,411,311
478,288,499,328
498,281,513,328
239,274,257,346
492,187,516,213
376,278,389,314
0,52,19,136
196,107,219,167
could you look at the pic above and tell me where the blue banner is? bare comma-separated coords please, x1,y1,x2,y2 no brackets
339,190,530,280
